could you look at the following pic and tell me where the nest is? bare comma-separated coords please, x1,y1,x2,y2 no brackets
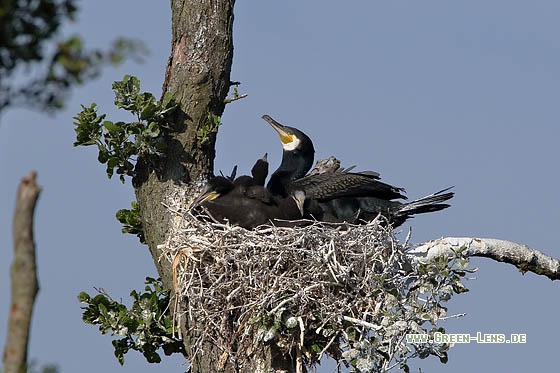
160,195,454,371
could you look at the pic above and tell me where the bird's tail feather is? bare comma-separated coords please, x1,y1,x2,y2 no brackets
398,187,454,216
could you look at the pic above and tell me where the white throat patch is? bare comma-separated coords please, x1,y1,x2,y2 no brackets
283,135,300,151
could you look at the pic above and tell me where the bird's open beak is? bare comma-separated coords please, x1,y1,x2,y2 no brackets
262,115,293,145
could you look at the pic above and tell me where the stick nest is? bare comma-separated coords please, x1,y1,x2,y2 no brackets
160,200,455,370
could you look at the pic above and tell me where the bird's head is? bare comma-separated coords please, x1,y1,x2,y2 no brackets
262,115,315,179
190,176,234,209
262,115,313,152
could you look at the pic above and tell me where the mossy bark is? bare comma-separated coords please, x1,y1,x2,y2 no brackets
133,1,296,371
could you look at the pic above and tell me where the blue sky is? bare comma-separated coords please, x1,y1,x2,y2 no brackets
1,1,559,372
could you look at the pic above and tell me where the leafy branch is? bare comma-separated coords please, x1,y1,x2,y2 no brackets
197,111,222,143
116,201,145,244
73,75,176,183
78,277,184,365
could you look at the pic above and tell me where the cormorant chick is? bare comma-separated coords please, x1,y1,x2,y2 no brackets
191,155,304,229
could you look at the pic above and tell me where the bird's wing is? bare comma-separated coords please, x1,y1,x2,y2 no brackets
290,172,406,201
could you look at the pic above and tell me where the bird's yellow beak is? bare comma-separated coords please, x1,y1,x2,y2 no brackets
262,114,294,144
201,191,220,202
190,190,220,210
279,133,294,145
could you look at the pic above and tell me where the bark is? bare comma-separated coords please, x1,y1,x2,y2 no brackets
133,0,236,287
3,172,41,373
408,237,560,280
133,1,296,371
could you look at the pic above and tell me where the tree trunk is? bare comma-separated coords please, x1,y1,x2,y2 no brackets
134,0,234,289
3,172,41,373
133,1,295,371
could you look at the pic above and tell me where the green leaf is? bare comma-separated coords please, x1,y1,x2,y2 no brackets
97,148,110,164
112,338,128,365
145,122,160,137
311,343,322,354
107,156,121,169
161,92,176,110
77,292,91,302
105,165,114,179
73,103,105,146
139,101,157,121
103,120,121,133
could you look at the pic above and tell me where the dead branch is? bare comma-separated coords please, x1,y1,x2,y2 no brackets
224,93,248,104
3,172,41,372
408,237,560,280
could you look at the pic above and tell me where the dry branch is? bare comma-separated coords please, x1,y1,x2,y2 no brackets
3,172,41,373
224,93,248,104
408,237,560,280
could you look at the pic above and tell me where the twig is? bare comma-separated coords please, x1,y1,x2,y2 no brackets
340,315,382,331
439,313,467,321
318,331,340,361
224,93,248,104
298,316,305,347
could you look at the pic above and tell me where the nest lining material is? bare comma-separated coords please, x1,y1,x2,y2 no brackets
160,196,431,366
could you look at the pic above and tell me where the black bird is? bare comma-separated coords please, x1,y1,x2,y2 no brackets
232,153,269,189
263,115,404,200
191,155,304,229
264,116,315,196
230,153,272,203
262,115,454,227
314,187,454,227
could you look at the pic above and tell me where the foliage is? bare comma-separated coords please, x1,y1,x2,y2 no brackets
116,201,145,243
0,0,146,113
342,248,475,372
197,111,222,143
255,248,473,372
73,75,177,183
78,277,184,365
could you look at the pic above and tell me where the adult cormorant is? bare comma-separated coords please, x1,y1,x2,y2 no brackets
262,115,454,227
263,115,404,200
191,155,304,229
264,116,315,196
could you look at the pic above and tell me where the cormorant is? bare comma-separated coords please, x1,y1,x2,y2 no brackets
263,115,404,200
262,114,454,227
232,153,269,189
264,115,315,196
191,154,304,229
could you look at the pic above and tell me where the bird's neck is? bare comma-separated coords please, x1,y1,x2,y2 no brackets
267,149,313,195
267,169,293,195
